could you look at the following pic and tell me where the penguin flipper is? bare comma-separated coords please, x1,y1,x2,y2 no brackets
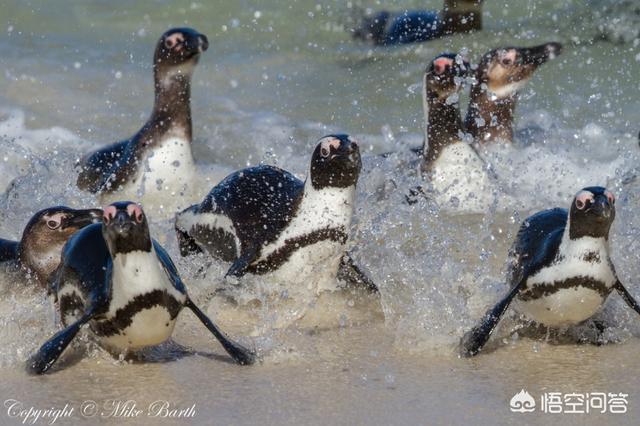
338,253,378,293
153,241,187,294
184,297,256,365
459,279,526,357
76,140,130,193
26,309,95,375
225,247,258,278
0,238,18,262
614,280,640,316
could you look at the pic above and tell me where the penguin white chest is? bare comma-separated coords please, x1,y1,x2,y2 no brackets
430,142,493,211
112,137,195,199
258,186,354,291
98,250,186,351
513,243,616,327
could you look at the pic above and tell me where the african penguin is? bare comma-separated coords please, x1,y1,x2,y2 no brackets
0,206,102,286
460,187,640,356
464,42,562,143
352,0,484,45
76,28,209,213
175,134,377,293
27,202,254,374
406,53,495,211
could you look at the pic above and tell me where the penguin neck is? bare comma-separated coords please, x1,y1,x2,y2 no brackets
465,84,516,143
148,65,194,142
440,0,483,34
562,217,609,256
301,177,355,225
422,92,463,171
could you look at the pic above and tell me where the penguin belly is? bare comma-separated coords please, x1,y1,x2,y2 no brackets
100,137,196,214
96,250,186,351
265,239,346,294
513,286,606,327
513,257,616,327
430,142,494,211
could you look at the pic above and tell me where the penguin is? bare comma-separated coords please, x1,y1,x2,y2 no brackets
460,187,640,356
27,202,254,374
464,42,563,143
405,53,494,211
174,134,377,293
352,0,484,45
0,206,102,285
76,28,209,210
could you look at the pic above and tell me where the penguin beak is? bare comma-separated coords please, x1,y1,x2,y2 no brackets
111,211,135,235
589,196,611,220
63,209,103,229
186,33,209,55
518,42,562,66
334,140,360,163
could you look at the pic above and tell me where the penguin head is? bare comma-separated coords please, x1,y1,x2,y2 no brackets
19,206,103,281
102,202,152,255
310,135,362,190
476,42,562,99
353,11,390,44
425,53,470,101
569,187,616,239
154,27,209,77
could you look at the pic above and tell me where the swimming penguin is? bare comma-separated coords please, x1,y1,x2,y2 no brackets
406,53,494,211
464,42,562,143
0,206,102,285
174,135,377,293
27,202,254,374
460,187,640,356
76,28,209,211
352,0,484,45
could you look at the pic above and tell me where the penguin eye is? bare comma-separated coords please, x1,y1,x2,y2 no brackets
501,58,513,66
46,219,61,230
575,199,586,210
165,39,175,49
605,190,615,205
127,204,144,224
321,147,330,158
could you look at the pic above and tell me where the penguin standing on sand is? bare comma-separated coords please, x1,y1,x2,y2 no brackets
0,206,102,285
175,135,377,293
464,42,562,143
27,202,254,374
76,28,209,211
460,187,640,356
352,0,484,45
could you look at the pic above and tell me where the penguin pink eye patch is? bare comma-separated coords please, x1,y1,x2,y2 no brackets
605,190,615,205
165,33,185,51
320,138,342,157
433,57,453,75
127,204,144,223
102,206,117,224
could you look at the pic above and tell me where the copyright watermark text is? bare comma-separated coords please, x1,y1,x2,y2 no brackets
4,399,196,424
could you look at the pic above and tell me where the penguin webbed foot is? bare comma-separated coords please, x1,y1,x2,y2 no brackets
459,320,493,357
176,227,203,257
338,253,378,293
185,298,256,365
405,185,433,205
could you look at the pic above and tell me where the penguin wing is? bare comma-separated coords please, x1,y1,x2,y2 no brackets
0,238,18,262
506,208,567,288
53,224,112,304
77,140,131,193
153,240,187,294
207,165,305,273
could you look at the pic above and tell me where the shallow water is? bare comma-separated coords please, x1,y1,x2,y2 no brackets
1,0,640,424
